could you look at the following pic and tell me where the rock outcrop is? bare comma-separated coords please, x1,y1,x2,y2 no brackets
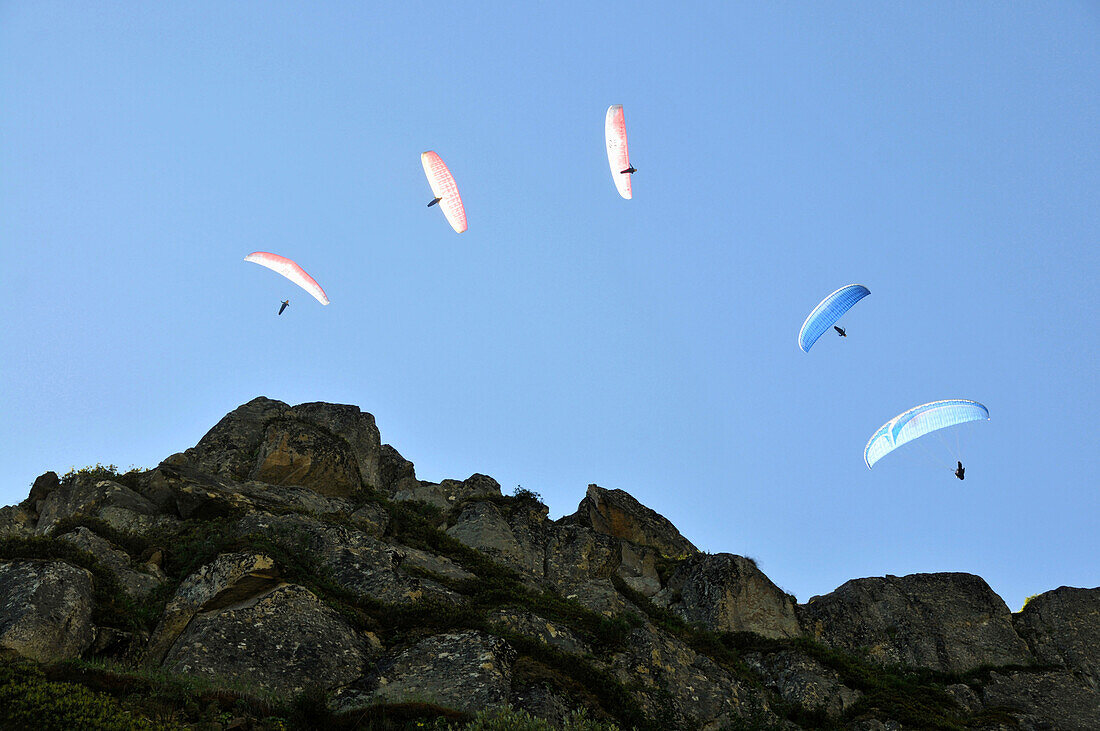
659,553,801,639
568,484,697,558
1,397,1097,730
800,572,1033,673
1014,586,1100,676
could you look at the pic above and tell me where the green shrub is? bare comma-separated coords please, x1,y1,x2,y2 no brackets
0,661,172,730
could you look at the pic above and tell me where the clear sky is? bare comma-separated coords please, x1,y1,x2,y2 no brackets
2,3,1097,611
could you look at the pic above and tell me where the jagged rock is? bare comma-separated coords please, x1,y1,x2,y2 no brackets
36,479,162,536
146,552,281,666
162,583,373,694
609,623,778,730
237,513,459,604
59,526,164,598
800,572,1032,673
980,669,1100,731
1014,586,1100,675
354,630,516,711
394,473,502,511
0,559,96,662
183,398,386,492
377,444,416,491
742,648,861,717
658,554,801,639
567,484,697,558
26,471,60,510
488,609,591,655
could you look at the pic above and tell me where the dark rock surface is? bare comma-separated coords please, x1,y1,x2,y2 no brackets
1014,586,1100,675
980,668,1100,731
800,572,1032,672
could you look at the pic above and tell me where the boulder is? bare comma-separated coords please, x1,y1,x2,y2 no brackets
162,583,373,694
800,572,1032,673
658,554,800,639
146,552,281,666
357,630,516,711
58,526,164,598
0,559,96,662
567,484,697,558
1014,586,1100,675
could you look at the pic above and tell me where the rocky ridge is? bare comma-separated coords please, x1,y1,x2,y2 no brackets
0,397,1096,729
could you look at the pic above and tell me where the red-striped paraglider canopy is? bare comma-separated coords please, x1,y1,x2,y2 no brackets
244,252,330,305
605,104,632,199
421,151,468,233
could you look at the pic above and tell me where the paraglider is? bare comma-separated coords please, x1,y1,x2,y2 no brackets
278,300,290,315
605,105,633,199
421,151,468,233
955,461,965,480
864,400,989,470
798,284,870,352
243,252,330,306
834,326,846,337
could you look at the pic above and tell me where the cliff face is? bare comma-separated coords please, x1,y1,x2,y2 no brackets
1,397,1097,730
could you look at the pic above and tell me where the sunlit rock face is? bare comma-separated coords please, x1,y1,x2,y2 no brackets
567,484,698,559
657,553,801,639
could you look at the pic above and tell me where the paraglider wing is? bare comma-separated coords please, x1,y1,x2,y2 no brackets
605,105,632,199
864,400,989,469
798,284,871,352
244,252,330,306
421,151,468,233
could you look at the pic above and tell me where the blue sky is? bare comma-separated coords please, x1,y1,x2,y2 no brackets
2,2,1097,611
